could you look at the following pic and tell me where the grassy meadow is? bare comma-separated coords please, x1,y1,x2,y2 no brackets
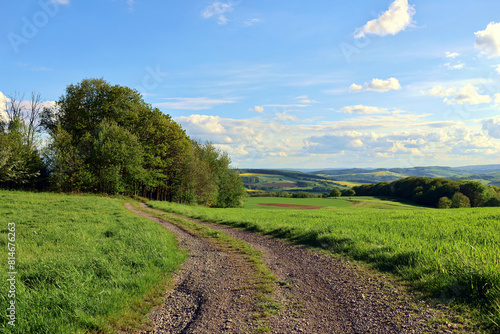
0,191,186,333
150,197,500,329
244,196,354,209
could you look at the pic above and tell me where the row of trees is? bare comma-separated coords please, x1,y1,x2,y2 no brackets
328,188,355,198
353,177,500,208
0,79,247,208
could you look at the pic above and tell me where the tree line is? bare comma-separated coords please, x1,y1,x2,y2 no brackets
0,79,247,208
353,177,500,208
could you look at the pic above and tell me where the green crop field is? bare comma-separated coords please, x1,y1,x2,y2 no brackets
245,196,354,209
0,191,186,333
150,199,500,329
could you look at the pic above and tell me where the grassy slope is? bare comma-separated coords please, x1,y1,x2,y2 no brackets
0,191,186,333
150,199,500,330
240,171,350,191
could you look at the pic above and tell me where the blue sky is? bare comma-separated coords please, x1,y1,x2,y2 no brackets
2,0,500,169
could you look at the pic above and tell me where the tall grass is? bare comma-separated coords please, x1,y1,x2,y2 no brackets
150,200,500,329
0,191,186,333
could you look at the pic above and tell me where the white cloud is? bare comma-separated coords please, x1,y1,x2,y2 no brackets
51,0,70,4
317,112,429,132
0,92,10,124
244,18,263,27
349,83,363,92
350,77,401,92
354,0,415,38
496,65,500,74
155,97,236,110
425,84,492,106
475,22,500,57
303,124,500,163
175,111,500,168
446,84,492,105
424,85,456,97
202,2,234,25
215,144,249,156
176,114,225,134
481,116,500,139
495,93,500,105
263,104,308,108
445,62,465,70
249,106,264,113
338,105,390,115
275,112,298,122
294,95,319,104
445,52,460,59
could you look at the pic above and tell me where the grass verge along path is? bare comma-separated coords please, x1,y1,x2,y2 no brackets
132,203,278,332
0,191,185,333
149,200,500,331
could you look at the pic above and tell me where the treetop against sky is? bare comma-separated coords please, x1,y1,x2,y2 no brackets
2,0,500,168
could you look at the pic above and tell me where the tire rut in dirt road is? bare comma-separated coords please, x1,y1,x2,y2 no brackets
142,203,469,334
125,203,260,333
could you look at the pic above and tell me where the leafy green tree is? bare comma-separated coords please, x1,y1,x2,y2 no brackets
342,188,356,198
89,121,146,194
437,196,452,209
40,78,246,207
329,188,341,198
451,192,471,208
0,117,44,188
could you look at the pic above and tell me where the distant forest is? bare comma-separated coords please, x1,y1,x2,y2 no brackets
353,177,500,208
0,79,246,208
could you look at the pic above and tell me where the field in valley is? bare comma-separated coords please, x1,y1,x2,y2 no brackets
0,191,185,333
151,197,500,329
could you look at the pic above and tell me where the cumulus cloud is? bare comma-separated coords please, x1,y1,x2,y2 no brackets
173,111,500,167
349,77,401,92
176,114,226,134
155,97,236,110
475,22,500,57
0,92,10,124
495,93,500,106
202,2,234,25
445,52,460,59
447,84,492,105
424,85,456,97
249,106,264,113
303,124,500,164
445,62,465,70
338,105,390,115
215,144,249,156
354,0,415,38
425,84,492,105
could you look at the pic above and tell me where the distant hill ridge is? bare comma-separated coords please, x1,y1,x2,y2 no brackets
239,165,500,187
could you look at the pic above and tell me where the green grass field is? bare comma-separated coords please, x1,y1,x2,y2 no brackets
150,198,500,330
0,191,186,333
245,196,354,209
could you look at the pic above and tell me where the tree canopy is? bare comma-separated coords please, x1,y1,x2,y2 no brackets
1,79,246,208
353,177,500,208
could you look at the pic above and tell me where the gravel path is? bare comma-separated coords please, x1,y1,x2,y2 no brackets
127,203,471,333
125,203,260,333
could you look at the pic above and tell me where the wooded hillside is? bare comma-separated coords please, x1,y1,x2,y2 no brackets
353,177,500,208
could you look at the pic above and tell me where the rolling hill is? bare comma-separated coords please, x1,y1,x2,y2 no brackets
239,165,500,193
